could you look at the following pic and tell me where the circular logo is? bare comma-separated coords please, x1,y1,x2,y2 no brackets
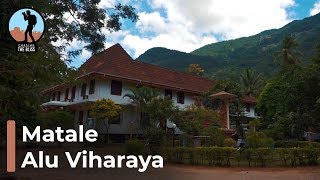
9,8,45,43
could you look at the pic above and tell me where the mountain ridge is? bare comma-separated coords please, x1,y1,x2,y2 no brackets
137,13,320,79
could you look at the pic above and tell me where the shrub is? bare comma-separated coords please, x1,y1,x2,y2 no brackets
201,126,225,146
39,110,74,129
247,132,274,148
275,148,291,166
125,139,144,155
223,138,236,147
274,140,320,148
144,127,165,154
254,148,273,167
164,147,320,167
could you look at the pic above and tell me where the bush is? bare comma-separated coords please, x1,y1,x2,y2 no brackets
247,132,274,148
39,110,74,129
201,126,225,146
144,127,165,154
125,139,145,155
164,147,320,167
223,138,235,147
274,140,320,148
164,147,237,166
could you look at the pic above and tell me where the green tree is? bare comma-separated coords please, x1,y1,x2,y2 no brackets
124,86,159,129
258,63,320,140
173,105,220,136
144,97,177,129
39,110,74,129
0,0,138,135
274,36,301,65
240,69,264,97
248,119,261,133
1,0,138,55
91,99,122,143
201,126,225,146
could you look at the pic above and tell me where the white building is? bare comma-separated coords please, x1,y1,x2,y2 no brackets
230,96,260,131
41,44,214,138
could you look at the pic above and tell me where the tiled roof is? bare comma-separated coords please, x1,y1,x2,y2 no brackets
241,96,257,104
76,43,214,94
210,91,237,99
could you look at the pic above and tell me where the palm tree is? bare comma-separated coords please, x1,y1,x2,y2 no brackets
274,36,301,65
240,69,264,97
124,86,159,129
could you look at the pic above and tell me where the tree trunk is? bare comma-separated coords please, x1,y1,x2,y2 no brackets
103,119,109,143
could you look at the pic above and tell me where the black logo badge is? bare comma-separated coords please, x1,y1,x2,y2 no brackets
9,7,45,53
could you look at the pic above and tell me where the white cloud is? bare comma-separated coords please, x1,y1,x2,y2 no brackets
150,0,295,39
66,0,296,66
136,12,167,33
310,1,320,16
123,33,216,58
119,0,295,58
98,0,116,9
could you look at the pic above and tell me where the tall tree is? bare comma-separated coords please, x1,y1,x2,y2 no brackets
124,86,159,129
240,69,264,97
274,36,301,65
0,0,138,130
91,99,122,143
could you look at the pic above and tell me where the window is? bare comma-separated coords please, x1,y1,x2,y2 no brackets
71,86,76,100
89,79,95,95
165,89,172,99
52,92,56,101
246,104,250,112
78,111,83,125
57,91,61,101
81,83,87,96
177,91,184,104
111,80,122,96
65,88,69,101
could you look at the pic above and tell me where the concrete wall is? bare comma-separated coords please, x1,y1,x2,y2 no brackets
47,78,198,134
243,105,257,118
50,79,195,108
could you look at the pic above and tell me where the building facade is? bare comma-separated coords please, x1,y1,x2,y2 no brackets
41,44,214,136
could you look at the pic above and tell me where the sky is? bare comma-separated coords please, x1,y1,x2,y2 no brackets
60,0,320,68
9,9,45,32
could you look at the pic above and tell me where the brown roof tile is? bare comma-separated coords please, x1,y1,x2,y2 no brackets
75,44,214,94
210,91,237,99
241,96,257,104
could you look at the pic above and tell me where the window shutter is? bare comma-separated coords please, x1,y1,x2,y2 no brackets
65,88,69,101
165,89,173,99
81,83,87,96
111,80,122,96
177,91,185,104
89,79,95,94
71,86,76,99
57,91,61,101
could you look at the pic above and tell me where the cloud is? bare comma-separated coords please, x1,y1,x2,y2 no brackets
136,12,167,33
123,33,216,58
310,1,320,16
63,0,296,67
119,0,295,58
150,0,295,39
98,0,116,9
